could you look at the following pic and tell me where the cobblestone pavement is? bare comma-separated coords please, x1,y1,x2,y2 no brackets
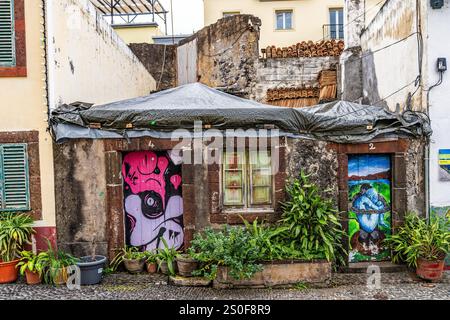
0,271,449,300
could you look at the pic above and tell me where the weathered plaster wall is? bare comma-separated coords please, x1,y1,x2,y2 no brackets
129,43,177,91
253,56,339,103
0,0,56,232
426,1,450,211
46,0,156,108
360,0,423,111
177,15,261,98
53,140,108,257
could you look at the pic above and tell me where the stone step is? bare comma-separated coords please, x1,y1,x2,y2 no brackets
339,261,408,273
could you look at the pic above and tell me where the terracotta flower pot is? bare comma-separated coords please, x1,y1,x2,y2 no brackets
0,259,20,284
416,258,445,281
123,258,145,274
25,270,42,285
146,262,157,273
52,267,68,285
176,255,198,277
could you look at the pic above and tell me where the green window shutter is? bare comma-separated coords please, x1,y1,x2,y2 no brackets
0,0,15,67
0,144,30,211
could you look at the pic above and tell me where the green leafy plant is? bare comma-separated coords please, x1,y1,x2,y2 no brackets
279,171,347,265
0,213,34,262
385,213,450,268
188,226,264,280
41,240,78,284
156,238,179,276
16,250,48,277
143,250,158,264
109,246,146,272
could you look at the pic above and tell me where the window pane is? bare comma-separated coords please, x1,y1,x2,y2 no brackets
252,186,271,204
276,12,284,29
223,152,245,205
225,152,244,170
224,187,244,205
224,171,243,188
285,12,292,29
252,169,271,187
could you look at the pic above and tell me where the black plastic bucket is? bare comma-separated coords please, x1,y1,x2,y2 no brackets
77,255,107,285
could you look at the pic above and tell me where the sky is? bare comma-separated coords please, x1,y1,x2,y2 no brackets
158,0,204,35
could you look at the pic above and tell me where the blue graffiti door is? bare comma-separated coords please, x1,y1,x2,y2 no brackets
348,154,392,263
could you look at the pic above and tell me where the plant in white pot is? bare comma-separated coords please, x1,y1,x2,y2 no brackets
0,213,34,284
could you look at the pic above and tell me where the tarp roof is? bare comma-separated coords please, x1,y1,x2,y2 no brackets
50,83,432,143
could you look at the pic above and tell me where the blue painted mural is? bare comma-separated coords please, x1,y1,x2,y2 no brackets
348,154,392,263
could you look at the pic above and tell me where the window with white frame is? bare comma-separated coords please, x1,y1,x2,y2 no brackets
275,10,293,30
222,150,273,209
0,0,15,67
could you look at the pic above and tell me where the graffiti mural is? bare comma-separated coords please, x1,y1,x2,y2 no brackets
122,150,183,251
348,154,391,263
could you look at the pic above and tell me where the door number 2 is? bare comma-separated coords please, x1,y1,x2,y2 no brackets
369,143,376,150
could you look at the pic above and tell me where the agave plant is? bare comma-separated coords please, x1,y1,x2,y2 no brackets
156,238,179,276
0,213,34,262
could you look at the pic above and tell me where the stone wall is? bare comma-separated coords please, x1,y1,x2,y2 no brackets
177,14,261,98
253,57,340,104
53,136,425,257
129,43,177,91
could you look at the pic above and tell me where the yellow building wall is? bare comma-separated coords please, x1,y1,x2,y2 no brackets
113,25,163,44
204,0,344,49
0,0,55,227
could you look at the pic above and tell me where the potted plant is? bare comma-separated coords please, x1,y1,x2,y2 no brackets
386,213,450,281
0,213,34,284
143,251,158,273
76,229,107,285
110,246,146,274
42,242,78,285
16,250,48,285
156,238,178,276
176,253,198,277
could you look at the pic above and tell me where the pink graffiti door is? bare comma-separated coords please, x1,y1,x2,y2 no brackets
122,150,184,251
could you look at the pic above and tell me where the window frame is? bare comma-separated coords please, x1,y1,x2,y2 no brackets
275,9,294,31
222,11,241,18
0,0,26,77
0,143,31,212
0,0,16,67
222,149,274,212
328,7,344,40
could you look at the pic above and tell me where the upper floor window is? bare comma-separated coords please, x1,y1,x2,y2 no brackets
0,0,15,67
0,144,30,211
329,8,344,40
275,10,293,30
223,150,273,209
223,11,240,18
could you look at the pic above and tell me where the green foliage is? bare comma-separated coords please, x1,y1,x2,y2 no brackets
143,250,158,264
16,250,48,276
293,282,309,290
279,171,347,265
41,240,78,285
385,213,450,268
0,213,34,262
109,246,146,272
188,227,264,280
188,171,347,280
156,238,179,276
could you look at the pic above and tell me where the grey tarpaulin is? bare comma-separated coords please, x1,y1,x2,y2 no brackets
50,82,432,143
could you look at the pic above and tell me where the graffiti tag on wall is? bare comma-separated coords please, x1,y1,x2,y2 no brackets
122,150,183,251
348,154,392,263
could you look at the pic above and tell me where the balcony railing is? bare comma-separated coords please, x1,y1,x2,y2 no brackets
323,24,344,40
